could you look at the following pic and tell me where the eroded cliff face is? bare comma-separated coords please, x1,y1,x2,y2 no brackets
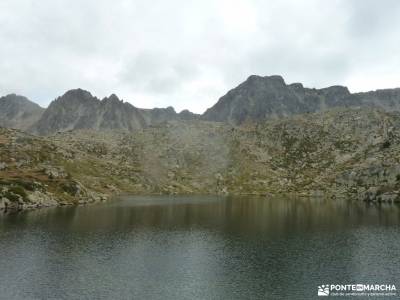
1,107,399,211
202,75,400,125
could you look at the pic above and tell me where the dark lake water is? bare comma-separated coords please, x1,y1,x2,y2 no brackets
0,196,399,299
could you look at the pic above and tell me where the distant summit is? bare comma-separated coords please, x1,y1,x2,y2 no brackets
0,94,44,130
29,89,199,135
202,75,400,124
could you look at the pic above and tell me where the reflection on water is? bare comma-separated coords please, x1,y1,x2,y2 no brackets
0,196,399,299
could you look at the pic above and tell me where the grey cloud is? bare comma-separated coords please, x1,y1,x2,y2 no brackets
119,52,200,94
0,0,399,113
345,0,400,38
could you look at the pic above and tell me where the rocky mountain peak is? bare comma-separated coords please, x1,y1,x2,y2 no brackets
62,88,94,100
106,94,121,102
318,85,350,97
1,94,39,106
0,94,44,130
165,106,176,113
52,89,98,109
288,83,304,90
26,88,198,134
2,93,24,102
102,94,123,106
244,75,286,89
203,74,400,124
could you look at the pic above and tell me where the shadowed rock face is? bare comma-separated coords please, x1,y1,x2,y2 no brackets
0,94,44,131
202,75,400,124
30,89,199,135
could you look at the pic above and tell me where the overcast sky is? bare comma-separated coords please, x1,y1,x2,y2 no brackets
0,0,399,113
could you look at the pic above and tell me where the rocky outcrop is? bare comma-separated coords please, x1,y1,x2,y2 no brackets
0,128,108,212
336,164,400,202
0,94,44,131
202,75,400,125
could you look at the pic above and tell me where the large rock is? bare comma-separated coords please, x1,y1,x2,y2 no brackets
27,191,58,207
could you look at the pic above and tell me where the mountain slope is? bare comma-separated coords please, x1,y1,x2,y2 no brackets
0,94,44,130
2,107,399,212
45,107,400,202
202,75,400,124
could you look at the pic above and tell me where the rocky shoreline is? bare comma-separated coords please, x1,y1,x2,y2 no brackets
0,178,109,213
2,188,398,214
